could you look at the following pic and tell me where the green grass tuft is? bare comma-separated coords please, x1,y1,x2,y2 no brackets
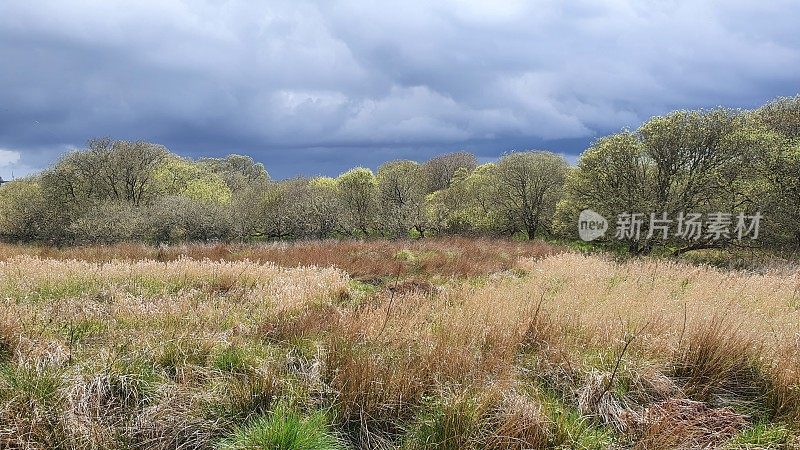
725,422,794,449
403,393,482,450
218,403,344,450
213,345,257,374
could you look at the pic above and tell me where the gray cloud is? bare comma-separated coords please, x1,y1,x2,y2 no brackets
1,0,799,178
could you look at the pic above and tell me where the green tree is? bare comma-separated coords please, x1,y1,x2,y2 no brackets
376,160,427,237
426,164,495,234
50,138,169,206
200,154,270,192
756,95,800,140
754,96,800,248
335,167,377,236
754,140,800,248
69,201,149,244
556,132,651,248
147,196,233,243
307,177,341,238
154,157,232,203
421,151,478,193
0,179,51,242
561,109,771,253
491,151,568,239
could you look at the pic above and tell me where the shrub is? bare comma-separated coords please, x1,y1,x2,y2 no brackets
69,200,150,244
146,195,233,243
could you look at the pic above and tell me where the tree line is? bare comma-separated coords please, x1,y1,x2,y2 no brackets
0,95,797,253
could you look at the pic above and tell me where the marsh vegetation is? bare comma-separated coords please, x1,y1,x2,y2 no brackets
1,239,798,449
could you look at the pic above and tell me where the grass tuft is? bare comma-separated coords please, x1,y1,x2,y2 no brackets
218,403,344,450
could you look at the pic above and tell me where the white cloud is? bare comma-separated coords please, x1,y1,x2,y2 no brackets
0,150,20,167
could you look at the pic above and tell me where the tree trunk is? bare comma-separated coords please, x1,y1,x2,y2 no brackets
526,222,537,240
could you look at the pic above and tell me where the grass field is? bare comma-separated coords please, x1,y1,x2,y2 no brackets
1,239,799,449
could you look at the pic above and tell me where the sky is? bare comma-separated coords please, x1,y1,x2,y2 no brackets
1,0,799,179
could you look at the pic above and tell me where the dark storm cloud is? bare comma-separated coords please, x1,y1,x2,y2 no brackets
1,0,799,178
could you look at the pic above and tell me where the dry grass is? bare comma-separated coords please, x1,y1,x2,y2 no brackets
0,237,562,279
0,242,798,449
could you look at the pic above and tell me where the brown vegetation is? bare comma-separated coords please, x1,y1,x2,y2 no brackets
0,241,798,449
0,237,562,279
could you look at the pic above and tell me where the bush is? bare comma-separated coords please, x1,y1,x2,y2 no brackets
69,200,150,244
146,196,233,243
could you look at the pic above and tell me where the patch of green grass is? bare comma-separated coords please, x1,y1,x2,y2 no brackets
218,403,344,450
343,279,378,306
156,338,214,377
576,350,636,398
96,355,162,411
14,277,103,301
207,373,283,423
395,249,417,262
605,275,625,289
129,275,191,297
0,363,70,448
544,275,569,296
0,363,65,406
213,345,258,374
285,338,319,362
725,422,793,449
63,318,107,345
403,393,482,450
536,387,616,450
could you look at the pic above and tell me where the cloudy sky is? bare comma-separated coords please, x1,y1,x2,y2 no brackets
1,0,799,179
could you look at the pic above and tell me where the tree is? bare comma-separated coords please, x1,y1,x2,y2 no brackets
639,109,753,216
0,179,52,242
335,168,377,236
756,95,800,140
565,132,649,217
421,151,478,193
753,96,800,248
230,184,268,241
556,132,651,248
560,109,771,253
147,196,233,243
69,201,149,244
200,155,270,191
231,179,310,241
306,177,341,238
112,140,169,205
260,179,310,239
154,156,232,203
638,109,765,253
425,165,494,235
42,138,168,207
376,160,428,237
491,151,568,239
754,140,800,248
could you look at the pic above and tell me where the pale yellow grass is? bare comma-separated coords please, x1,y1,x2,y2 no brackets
513,254,800,366
2,250,799,449
0,256,349,365
322,252,800,446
